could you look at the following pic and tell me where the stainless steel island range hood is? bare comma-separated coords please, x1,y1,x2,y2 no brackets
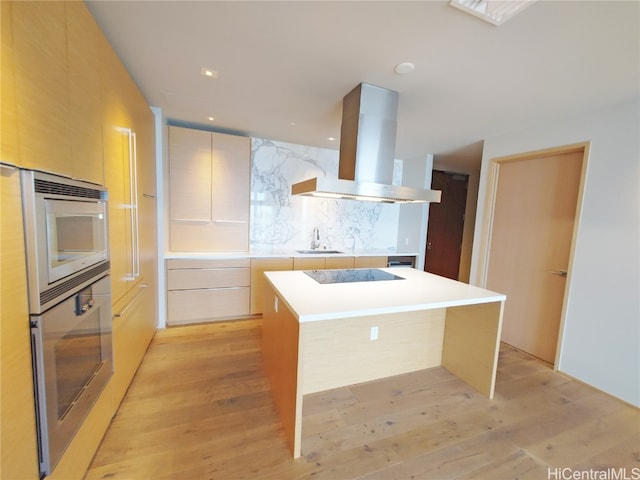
291,83,441,204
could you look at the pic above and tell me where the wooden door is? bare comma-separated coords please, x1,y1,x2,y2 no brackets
425,170,468,280
486,148,583,364
99,31,134,305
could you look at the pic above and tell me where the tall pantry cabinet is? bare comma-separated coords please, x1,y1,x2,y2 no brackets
166,126,251,325
0,2,157,478
0,165,39,480
99,26,158,409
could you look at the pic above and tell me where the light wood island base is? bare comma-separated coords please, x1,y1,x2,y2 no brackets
261,268,506,458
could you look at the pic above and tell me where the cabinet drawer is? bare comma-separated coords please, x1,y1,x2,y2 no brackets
166,258,250,270
167,267,250,290
325,256,355,269
293,257,325,270
354,256,388,268
167,287,250,325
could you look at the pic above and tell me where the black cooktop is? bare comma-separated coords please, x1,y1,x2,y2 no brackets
304,268,406,285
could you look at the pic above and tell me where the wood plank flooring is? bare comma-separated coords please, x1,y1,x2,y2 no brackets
86,318,639,480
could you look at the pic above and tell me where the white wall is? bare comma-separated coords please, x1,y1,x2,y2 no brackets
397,154,433,269
151,106,168,329
471,98,640,406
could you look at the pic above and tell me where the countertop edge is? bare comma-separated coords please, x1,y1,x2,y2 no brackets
264,269,506,324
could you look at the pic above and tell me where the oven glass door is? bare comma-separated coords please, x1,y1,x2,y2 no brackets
44,199,107,284
32,275,112,475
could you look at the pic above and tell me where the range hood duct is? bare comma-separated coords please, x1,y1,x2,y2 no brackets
291,83,441,204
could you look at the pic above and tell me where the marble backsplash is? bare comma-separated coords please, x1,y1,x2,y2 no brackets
250,138,401,253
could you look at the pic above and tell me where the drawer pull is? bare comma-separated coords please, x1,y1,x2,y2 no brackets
548,269,568,278
114,284,148,318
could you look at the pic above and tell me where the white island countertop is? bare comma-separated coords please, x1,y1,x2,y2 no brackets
264,267,506,323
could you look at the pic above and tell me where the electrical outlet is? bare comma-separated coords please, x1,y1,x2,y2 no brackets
370,326,379,341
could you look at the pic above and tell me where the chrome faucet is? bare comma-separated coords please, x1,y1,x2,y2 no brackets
311,226,320,250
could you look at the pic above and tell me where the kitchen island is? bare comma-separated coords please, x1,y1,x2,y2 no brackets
262,267,506,458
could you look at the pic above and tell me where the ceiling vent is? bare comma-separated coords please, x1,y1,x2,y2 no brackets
449,0,537,26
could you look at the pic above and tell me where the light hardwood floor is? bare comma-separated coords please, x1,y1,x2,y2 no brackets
86,318,639,480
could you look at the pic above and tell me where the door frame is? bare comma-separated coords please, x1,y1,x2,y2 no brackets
477,142,590,368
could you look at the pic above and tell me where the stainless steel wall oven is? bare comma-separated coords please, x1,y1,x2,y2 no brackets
21,170,113,476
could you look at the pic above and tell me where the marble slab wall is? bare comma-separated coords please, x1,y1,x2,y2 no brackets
250,138,401,252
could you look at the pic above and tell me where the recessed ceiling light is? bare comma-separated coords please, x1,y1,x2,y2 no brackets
449,0,536,26
289,122,296,126
328,137,336,141
394,62,415,75
200,67,219,78
208,116,215,121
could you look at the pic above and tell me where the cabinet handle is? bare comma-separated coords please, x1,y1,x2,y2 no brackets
127,130,140,279
171,218,211,223
143,193,156,199
113,284,148,318
548,269,568,278
213,220,248,224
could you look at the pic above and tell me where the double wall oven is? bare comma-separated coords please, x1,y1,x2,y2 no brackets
21,170,112,476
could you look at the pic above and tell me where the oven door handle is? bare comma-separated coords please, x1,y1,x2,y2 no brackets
75,295,95,316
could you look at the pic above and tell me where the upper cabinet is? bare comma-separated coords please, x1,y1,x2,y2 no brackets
168,126,250,252
66,2,104,185
1,2,19,166
11,1,70,176
8,2,104,184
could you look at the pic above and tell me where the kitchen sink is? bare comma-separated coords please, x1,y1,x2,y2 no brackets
296,249,344,254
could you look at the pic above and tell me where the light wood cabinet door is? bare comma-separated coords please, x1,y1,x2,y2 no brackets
0,165,39,480
293,257,325,270
250,257,294,314
354,256,388,268
168,127,250,252
112,284,156,409
167,288,250,325
211,131,250,223
1,2,19,166
100,31,156,306
100,30,132,304
169,127,212,222
12,1,71,176
325,256,355,269
168,258,250,270
168,268,250,290
133,102,157,291
67,2,103,184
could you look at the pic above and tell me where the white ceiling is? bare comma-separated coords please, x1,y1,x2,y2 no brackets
86,1,639,170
